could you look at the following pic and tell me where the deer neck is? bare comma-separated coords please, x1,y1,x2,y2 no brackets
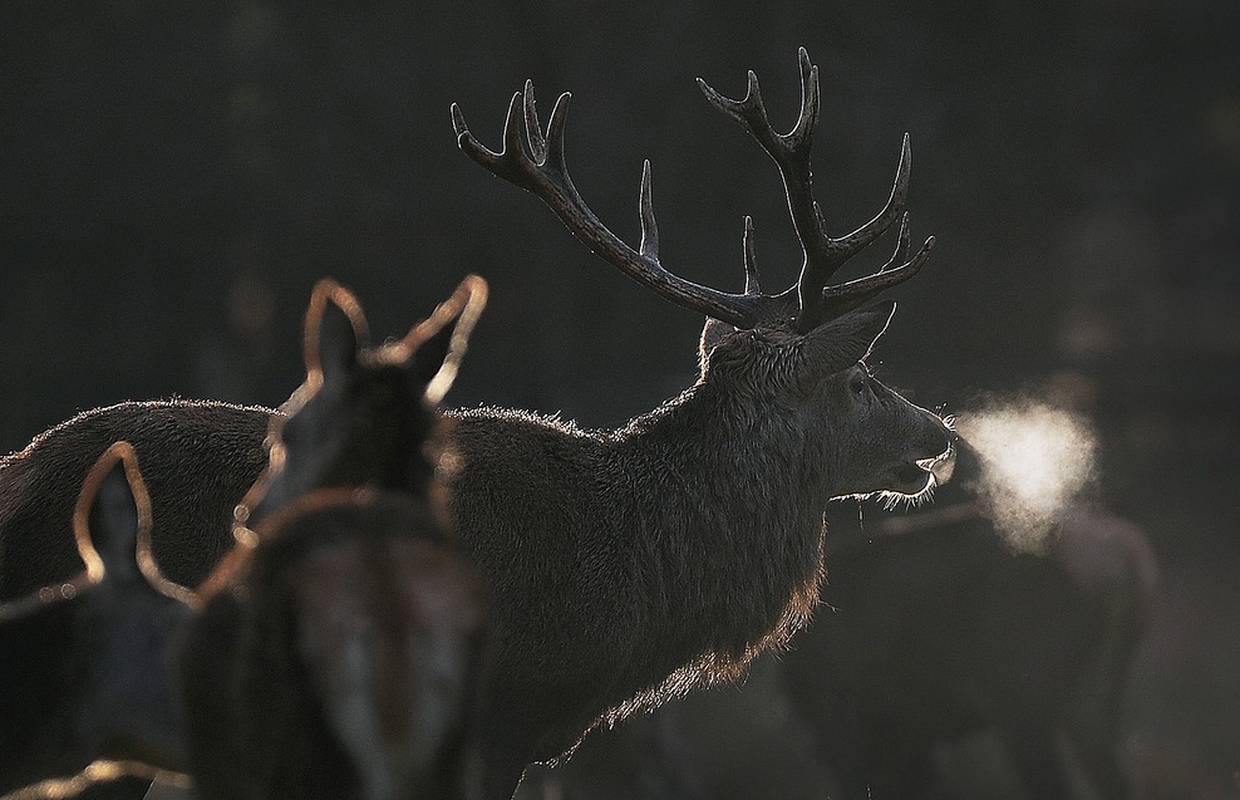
614,379,831,667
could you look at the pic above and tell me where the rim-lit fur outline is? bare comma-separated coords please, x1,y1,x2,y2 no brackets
71,441,198,607
0,441,197,623
199,486,384,600
230,275,487,545
0,759,191,800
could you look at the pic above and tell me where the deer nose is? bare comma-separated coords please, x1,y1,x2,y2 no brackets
914,413,954,461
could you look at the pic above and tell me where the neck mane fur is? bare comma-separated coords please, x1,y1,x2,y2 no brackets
605,376,832,702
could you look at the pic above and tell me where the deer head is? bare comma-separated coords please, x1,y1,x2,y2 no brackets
235,275,488,532
451,48,950,501
0,442,193,796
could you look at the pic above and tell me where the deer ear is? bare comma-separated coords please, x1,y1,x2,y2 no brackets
800,300,897,378
698,317,735,371
401,275,488,405
304,279,370,383
74,442,149,585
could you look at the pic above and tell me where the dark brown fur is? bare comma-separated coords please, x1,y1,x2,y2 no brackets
0,400,271,598
179,490,484,800
0,283,948,800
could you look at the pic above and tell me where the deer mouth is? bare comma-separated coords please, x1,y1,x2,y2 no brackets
887,461,934,495
887,450,952,496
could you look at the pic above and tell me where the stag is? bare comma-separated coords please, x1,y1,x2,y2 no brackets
0,442,192,798
398,47,951,796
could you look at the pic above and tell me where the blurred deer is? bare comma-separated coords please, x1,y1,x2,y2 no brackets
177,276,487,799
181,488,485,800
781,441,1158,799
0,442,192,798
2,282,486,799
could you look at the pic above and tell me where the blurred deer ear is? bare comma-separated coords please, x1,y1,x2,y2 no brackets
304,279,370,383
800,300,897,378
74,442,148,585
401,275,488,405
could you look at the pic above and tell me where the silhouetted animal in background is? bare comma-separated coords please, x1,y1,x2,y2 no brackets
782,442,1158,799
0,442,192,797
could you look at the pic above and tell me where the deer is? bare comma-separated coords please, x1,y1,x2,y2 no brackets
778,440,1158,799
172,280,488,800
0,442,193,799
238,47,952,797
0,48,951,799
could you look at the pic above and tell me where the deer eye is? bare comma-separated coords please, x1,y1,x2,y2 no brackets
849,374,868,395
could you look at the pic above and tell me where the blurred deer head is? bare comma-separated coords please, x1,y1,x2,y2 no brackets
0,442,192,796
237,275,487,530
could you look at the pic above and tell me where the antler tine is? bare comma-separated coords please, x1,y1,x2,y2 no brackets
889,211,912,272
451,93,527,187
830,133,912,261
453,83,765,329
742,216,761,295
821,233,936,318
523,79,549,163
638,159,659,259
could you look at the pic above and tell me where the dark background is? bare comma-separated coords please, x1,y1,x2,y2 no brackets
2,0,1238,795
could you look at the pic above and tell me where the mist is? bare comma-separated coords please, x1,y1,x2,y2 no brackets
955,400,1099,552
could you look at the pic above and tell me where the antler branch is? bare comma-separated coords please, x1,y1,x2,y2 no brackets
698,47,933,331
452,84,767,329
451,48,934,334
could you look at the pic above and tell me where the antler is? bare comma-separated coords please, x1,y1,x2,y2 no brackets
698,47,934,331
451,48,934,333
452,82,773,329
